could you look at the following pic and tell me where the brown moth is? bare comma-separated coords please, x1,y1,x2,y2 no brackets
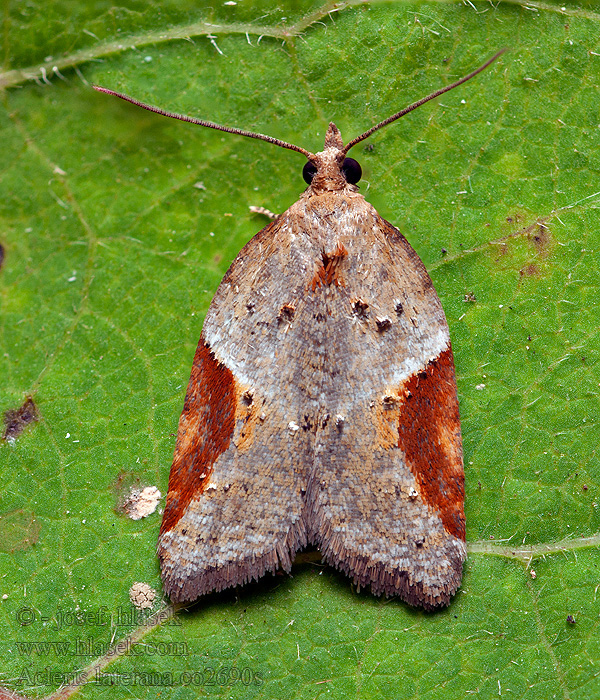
95,51,503,610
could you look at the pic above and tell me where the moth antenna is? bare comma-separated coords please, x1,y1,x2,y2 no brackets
93,85,313,159
343,49,507,154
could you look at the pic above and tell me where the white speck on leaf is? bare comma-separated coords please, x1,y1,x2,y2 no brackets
129,582,156,609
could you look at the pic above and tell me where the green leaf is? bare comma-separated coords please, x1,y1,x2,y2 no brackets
2,1,600,698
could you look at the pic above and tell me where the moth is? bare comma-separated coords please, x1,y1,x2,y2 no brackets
96,51,502,610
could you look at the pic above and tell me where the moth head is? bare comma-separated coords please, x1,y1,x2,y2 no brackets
302,123,363,192
93,50,504,192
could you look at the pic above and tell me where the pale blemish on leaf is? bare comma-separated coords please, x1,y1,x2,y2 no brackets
122,486,162,521
0,510,41,553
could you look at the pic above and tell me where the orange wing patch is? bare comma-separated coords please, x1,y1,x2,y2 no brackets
396,345,464,541
160,339,237,534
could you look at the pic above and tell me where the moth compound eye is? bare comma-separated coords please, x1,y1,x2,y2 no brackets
303,161,318,184
342,158,362,184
